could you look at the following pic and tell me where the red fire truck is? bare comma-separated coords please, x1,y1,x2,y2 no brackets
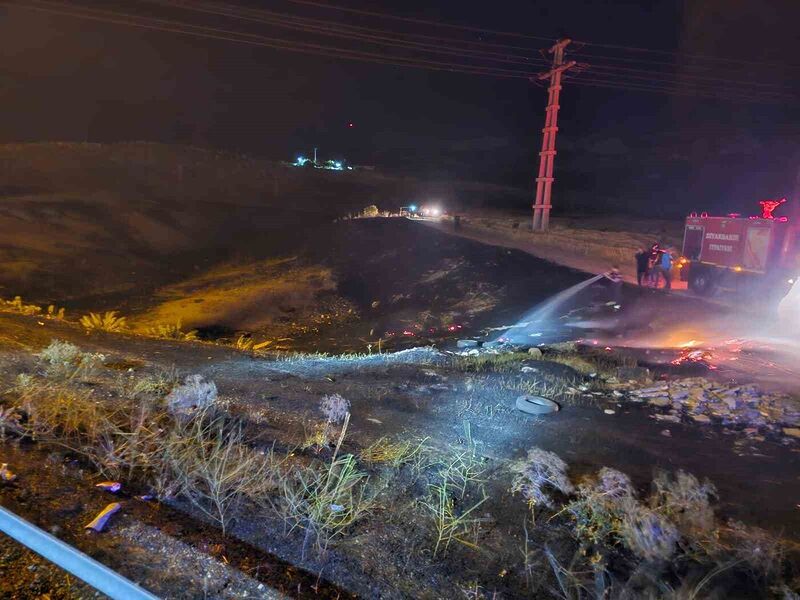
680,200,800,297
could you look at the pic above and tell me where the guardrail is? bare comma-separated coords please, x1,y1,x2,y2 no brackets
0,504,159,600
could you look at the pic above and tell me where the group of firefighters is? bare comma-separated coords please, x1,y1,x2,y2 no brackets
635,243,674,290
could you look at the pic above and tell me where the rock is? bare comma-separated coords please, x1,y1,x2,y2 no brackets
515,395,560,415
604,409,616,415
648,397,671,407
616,366,650,382
527,347,543,358
660,429,672,437
541,341,577,353
655,414,680,423
520,366,537,373
782,427,800,438
691,414,712,423
456,339,481,349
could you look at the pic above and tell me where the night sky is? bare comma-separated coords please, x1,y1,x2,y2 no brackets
1,0,799,217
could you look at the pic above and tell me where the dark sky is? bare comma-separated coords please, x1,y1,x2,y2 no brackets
1,0,799,216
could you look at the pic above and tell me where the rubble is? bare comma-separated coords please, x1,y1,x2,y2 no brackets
627,377,800,438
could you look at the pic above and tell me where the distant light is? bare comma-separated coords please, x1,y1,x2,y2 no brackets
788,279,795,285
734,265,743,272
334,161,342,169
348,122,354,128
429,207,441,217
409,204,417,212
295,156,307,166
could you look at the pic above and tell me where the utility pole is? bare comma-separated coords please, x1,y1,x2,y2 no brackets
532,38,576,231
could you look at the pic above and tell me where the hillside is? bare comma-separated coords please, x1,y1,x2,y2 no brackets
0,142,527,306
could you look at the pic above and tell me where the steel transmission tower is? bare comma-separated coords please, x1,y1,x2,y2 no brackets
532,38,576,231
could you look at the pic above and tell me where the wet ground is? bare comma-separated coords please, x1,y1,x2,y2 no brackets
0,219,799,598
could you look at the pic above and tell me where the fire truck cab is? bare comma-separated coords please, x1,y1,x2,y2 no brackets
681,201,800,299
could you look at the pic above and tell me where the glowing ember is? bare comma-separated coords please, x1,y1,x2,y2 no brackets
671,348,717,369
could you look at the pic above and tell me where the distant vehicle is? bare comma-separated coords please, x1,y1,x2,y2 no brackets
680,199,800,302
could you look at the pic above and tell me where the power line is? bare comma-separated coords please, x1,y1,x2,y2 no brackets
19,1,538,78
566,76,786,104
285,0,800,72
138,0,552,68
138,0,797,97
140,0,547,56
14,0,795,104
281,0,556,42
580,63,793,96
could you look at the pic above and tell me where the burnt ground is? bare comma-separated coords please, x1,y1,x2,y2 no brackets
0,219,798,598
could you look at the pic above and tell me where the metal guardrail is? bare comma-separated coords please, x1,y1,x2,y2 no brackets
0,504,160,600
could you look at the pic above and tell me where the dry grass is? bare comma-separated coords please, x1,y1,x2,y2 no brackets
449,352,530,373
161,413,279,533
281,452,372,557
360,436,427,468
146,321,198,341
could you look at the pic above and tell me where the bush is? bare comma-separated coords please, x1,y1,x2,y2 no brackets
146,321,198,341
650,470,716,537
37,340,105,380
165,374,218,414
510,447,574,513
320,393,350,424
80,311,127,332
362,204,379,217
162,413,278,533
281,453,371,557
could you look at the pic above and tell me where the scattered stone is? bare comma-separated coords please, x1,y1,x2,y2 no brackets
691,414,711,423
604,409,616,415
520,366,537,373
515,395,560,415
541,341,577,353
527,347,543,358
660,429,671,437
654,414,680,423
648,397,671,407
783,428,800,438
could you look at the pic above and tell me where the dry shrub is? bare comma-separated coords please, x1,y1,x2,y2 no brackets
37,340,105,381
166,374,218,415
80,311,127,332
511,447,574,514
146,321,198,341
281,452,372,557
650,470,716,537
162,412,279,533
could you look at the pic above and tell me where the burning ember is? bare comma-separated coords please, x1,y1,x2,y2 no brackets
671,348,717,369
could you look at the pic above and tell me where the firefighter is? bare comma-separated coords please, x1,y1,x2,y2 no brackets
635,247,650,286
604,266,623,305
658,248,674,290
647,243,661,287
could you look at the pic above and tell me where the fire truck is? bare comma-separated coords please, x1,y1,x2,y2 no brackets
680,199,800,299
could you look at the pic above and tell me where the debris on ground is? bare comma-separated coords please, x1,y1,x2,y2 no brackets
628,378,800,438
85,502,122,532
515,394,560,415
95,481,121,493
0,463,17,482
